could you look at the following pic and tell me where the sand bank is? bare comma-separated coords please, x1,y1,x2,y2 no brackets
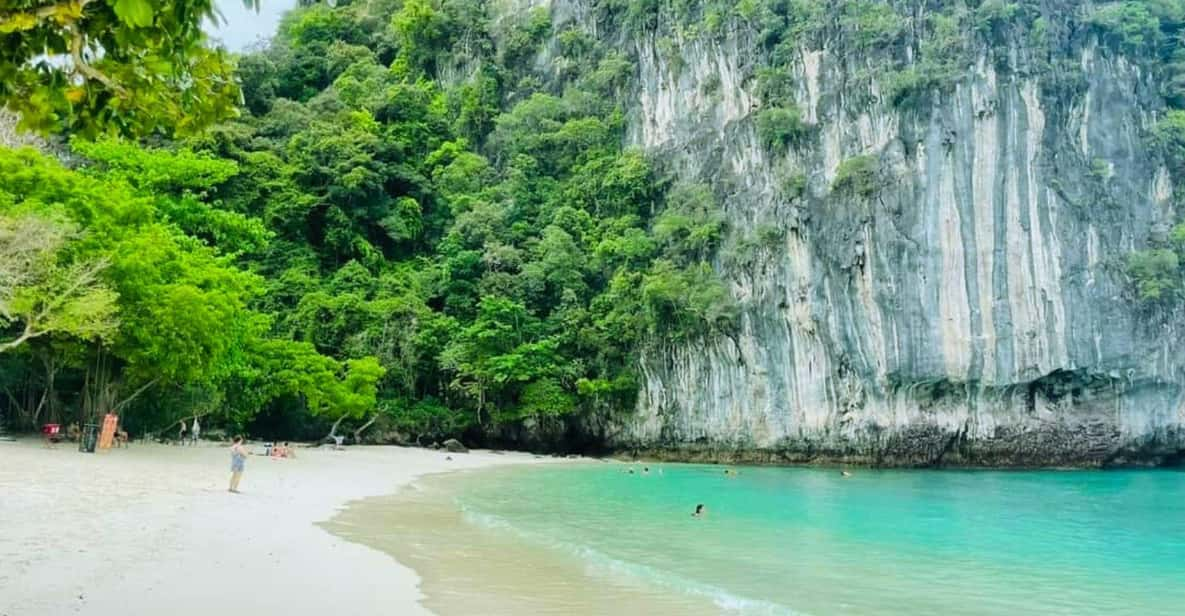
0,439,555,615
324,467,722,616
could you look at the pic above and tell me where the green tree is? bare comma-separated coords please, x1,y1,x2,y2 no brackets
756,105,808,150
1089,2,1163,54
391,0,450,75
0,143,384,434
0,213,118,353
0,0,257,136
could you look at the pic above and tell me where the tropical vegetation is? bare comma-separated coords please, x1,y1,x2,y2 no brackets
3,0,1185,445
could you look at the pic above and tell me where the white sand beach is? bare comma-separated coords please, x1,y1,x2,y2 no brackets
0,439,555,616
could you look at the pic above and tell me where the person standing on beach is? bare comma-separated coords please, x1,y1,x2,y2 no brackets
190,417,201,446
178,420,187,445
229,436,249,493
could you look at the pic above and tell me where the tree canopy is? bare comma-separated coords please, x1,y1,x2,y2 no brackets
0,144,383,436
177,0,733,442
0,0,740,443
0,0,257,137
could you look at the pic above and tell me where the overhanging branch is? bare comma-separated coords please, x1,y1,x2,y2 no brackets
69,26,127,98
0,0,93,33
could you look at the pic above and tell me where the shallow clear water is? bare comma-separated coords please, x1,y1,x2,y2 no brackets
442,463,1185,615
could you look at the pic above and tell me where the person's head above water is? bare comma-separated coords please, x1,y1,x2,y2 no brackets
693,504,705,516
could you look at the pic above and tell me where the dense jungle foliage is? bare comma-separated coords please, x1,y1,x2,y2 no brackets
2,0,1185,445
1,0,737,443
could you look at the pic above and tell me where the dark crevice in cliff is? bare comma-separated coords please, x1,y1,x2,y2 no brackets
1162,448,1185,468
931,420,971,468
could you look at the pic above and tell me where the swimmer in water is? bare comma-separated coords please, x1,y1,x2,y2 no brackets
841,470,852,477
692,503,706,518
643,467,650,475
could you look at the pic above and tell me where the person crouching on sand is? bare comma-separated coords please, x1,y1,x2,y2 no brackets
229,436,249,493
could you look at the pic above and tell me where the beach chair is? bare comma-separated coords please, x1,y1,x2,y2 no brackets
41,423,62,447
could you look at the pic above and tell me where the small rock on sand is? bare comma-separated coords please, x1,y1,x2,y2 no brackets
443,438,468,453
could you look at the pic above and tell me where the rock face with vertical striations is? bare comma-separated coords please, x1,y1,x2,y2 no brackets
490,0,1185,466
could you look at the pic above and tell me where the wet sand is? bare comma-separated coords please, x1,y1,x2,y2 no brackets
323,466,721,615
0,439,557,615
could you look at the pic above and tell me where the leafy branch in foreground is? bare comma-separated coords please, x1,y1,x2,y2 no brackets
0,0,259,137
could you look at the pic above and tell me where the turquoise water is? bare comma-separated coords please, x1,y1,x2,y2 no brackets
451,464,1185,615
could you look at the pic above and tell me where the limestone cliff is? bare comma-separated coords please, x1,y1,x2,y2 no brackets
503,0,1185,466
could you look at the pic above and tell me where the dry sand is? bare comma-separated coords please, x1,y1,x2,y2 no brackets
0,439,556,615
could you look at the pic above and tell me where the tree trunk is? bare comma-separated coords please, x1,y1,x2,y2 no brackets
5,366,47,430
112,378,159,413
476,382,485,426
325,415,347,443
81,349,117,423
3,387,26,429
352,414,378,444
30,385,47,426
41,351,58,423
0,322,39,354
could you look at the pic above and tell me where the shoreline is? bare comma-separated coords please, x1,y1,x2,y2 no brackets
600,447,1185,469
322,460,1185,616
6,439,1180,615
0,439,563,616
321,463,725,616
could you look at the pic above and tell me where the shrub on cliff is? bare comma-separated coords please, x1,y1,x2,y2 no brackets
755,106,808,150
832,155,880,199
1127,249,1182,301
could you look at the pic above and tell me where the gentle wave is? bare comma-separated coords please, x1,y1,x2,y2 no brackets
459,505,805,616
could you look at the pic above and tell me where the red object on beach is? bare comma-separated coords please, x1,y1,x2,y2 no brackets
42,423,62,444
